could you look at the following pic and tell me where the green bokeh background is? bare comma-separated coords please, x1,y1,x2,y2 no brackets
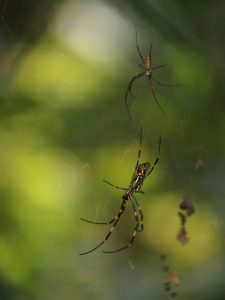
0,0,225,299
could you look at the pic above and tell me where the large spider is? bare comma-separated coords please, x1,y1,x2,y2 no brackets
79,127,161,255
125,29,179,120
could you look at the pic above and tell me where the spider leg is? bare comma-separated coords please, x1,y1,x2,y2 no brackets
127,72,146,96
149,42,153,59
148,77,166,114
133,195,144,232
149,32,155,58
131,126,143,179
131,195,144,232
102,195,141,254
131,196,140,225
146,135,161,177
79,241,104,255
102,179,127,191
79,200,127,255
125,72,145,120
152,64,168,70
80,217,115,225
102,222,139,254
137,189,145,194
146,156,160,178
135,27,145,64
152,76,183,87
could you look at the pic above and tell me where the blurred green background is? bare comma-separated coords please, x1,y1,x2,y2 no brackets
0,0,225,299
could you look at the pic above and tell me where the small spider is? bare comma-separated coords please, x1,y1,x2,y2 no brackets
125,28,180,120
79,127,161,255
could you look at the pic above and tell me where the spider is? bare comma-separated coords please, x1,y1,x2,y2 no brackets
79,127,161,255
125,28,180,120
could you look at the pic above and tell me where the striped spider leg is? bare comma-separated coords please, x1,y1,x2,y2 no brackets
125,28,180,120
79,127,161,255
